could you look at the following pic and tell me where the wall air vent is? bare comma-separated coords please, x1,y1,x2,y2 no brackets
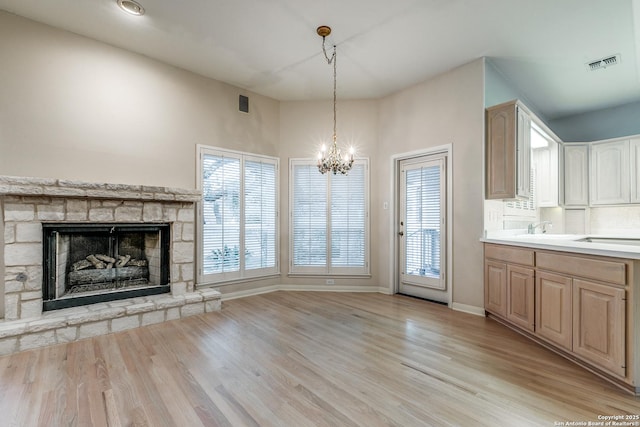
586,54,621,71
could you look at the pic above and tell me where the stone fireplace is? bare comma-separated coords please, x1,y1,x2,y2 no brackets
0,176,221,356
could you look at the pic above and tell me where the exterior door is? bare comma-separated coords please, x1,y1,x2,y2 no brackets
398,155,447,302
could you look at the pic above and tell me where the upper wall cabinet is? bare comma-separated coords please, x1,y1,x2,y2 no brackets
631,138,640,204
562,144,589,206
533,126,559,207
590,140,630,205
486,100,531,200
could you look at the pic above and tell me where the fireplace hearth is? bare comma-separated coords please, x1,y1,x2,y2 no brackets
42,223,171,310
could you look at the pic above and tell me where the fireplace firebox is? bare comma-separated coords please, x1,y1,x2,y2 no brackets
42,223,171,311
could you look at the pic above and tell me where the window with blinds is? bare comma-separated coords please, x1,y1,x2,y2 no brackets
199,147,279,284
404,165,441,279
290,159,369,275
504,166,536,215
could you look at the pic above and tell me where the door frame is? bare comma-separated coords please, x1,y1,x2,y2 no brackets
389,144,453,306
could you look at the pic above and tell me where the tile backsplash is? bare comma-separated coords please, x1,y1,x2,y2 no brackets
590,206,640,234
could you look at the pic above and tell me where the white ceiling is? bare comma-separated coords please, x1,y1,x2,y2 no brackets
1,0,639,119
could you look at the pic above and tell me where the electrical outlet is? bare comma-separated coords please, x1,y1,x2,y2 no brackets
326,279,335,285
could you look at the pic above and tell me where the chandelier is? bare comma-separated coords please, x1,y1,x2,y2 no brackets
316,26,354,175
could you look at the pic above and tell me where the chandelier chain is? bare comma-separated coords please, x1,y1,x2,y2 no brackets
321,36,337,144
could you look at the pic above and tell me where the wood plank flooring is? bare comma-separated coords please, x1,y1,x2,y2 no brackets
1,291,639,426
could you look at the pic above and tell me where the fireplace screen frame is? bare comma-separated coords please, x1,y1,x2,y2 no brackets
42,223,171,311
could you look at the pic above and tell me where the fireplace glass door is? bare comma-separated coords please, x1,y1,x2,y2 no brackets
43,223,170,310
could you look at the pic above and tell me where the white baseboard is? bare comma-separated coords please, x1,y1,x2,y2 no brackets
220,285,485,317
451,302,486,317
220,284,382,301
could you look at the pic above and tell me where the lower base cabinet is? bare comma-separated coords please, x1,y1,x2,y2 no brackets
484,243,632,389
536,271,572,351
506,265,535,332
485,260,507,317
573,279,625,377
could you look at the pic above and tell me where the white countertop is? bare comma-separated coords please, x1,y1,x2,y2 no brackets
480,233,640,260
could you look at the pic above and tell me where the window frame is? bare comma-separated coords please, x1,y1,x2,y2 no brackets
288,158,370,276
197,145,280,286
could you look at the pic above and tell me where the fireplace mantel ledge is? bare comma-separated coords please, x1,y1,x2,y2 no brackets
0,175,201,202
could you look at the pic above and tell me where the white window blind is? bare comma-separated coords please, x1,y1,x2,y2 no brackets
404,165,441,278
331,164,366,268
244,159,277,271
290,159,369,275
199,147,278,284
292,163,327,268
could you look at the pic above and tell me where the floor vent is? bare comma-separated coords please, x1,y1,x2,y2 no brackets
586,54,620,71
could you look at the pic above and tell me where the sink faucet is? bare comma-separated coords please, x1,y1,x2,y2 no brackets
528,221,552,234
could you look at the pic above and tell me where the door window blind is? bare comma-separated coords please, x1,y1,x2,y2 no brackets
404,165,441,278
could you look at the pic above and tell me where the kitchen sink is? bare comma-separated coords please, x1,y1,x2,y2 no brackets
577,237,640,246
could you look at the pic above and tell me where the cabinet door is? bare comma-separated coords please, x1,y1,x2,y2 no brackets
536,271,572,350
563,144,589,206
631,138,640,204
590,140,630,205
534,142,558,207
516,108,531,199
486,103,516,199
506,265,535,331
573,279,625,377
485,260,507,317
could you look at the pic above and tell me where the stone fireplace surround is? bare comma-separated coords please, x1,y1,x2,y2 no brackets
0,176,221,356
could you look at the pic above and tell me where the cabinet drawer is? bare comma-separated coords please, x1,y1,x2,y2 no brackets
485,244,534,266
536,252,626,286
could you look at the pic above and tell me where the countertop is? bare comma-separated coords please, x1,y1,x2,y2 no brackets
480,233,640,260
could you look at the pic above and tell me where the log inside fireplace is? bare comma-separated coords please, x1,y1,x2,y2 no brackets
42,223,171,311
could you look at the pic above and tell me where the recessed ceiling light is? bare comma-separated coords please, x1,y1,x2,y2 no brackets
117,0,145,16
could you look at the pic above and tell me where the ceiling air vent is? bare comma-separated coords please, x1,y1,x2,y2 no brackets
586,54,621,71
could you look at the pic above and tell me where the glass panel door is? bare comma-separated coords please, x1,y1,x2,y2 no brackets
399,155,446,300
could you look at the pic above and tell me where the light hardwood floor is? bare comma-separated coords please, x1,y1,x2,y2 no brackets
1,291,639,426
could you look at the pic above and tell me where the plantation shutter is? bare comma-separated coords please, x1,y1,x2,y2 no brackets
244,159,277,272
202,153,241,277
290,159,369,275
330,163,365,268
292,163,327,269
199,147,279,285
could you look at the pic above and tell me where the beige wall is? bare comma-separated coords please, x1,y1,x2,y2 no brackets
377,59,486,308
0,11,279,189
1,12,487,309
277,99,380,290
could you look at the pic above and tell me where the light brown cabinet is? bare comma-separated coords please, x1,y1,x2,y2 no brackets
484,243,634,391
485,100,531,200
536,271,572,350
506,265,535,332
573,279,625,377
484,244,534,331
485,260,507,317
